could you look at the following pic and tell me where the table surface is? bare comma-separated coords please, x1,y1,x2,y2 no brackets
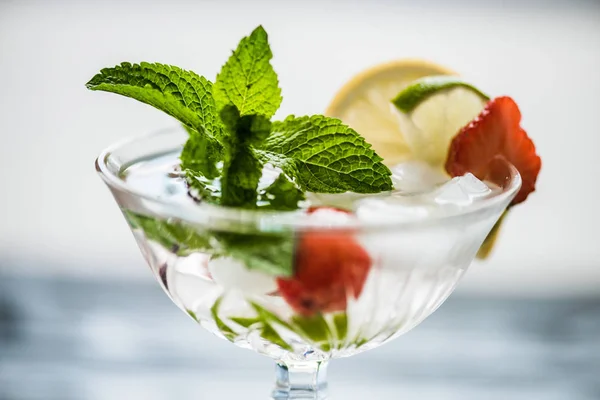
0,274,598,400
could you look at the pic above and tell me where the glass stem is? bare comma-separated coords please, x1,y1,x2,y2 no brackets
272,360,329,399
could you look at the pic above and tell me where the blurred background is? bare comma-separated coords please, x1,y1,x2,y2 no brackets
0,0,598,399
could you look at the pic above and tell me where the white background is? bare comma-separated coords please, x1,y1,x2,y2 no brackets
1,0,599,297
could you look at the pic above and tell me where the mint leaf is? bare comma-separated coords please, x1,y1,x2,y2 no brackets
184,174,223,205
230,304,294,351
260,322,293,351
210,297,236,341
86,62,222,139
124,211,212,256
292,314,332,343
219,105,270,208
258,173,305,211
186,309,198,321
250,302,294,331
333,313,348,342
213,26,282,118
124,211,293,277
183,106,268,208
230,316,262,328
218,232,294,277
220,104,272,145
260,115,393,193
180,126,223,180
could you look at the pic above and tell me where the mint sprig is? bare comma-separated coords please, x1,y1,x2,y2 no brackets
88,26,393,277
88,25,392,210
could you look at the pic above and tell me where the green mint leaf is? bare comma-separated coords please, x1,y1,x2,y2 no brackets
231,304,293,350
213,26,282,118
124,211,212,256
260,322,293,351
218,232,294,277
124,211,293,277
291,314,332,344
184,174,222,205
250,302,294,331
184,166,304,211
332,312,348,343
210,297,236,341
186,309,198,321
219,105,270,208
86,62,223,139
260,115,393,193
180,126,223,180
230,316,262,328
258,173,305,211
220,105,272,144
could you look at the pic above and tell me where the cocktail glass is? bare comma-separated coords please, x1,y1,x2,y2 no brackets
95,127,520,399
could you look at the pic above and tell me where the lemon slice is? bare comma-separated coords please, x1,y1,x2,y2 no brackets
326,59,457,165
392,76,489,166
326,61,499,259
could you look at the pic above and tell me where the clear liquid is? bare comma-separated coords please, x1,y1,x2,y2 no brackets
124,151,500,215
124,151,497,361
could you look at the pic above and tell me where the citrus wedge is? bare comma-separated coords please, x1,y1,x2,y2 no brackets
326,59,457,165
326,60,502,260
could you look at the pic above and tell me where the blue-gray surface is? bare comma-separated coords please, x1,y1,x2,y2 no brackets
0,275,598,400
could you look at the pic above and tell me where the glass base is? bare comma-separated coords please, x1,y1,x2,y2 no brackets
272,360,329,399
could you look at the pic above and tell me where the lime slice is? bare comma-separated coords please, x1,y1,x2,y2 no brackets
326,59,457,165
392,76,489,167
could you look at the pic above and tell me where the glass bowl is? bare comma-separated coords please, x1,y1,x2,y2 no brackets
96,127,520,399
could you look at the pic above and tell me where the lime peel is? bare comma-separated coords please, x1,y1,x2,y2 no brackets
392,75,489,113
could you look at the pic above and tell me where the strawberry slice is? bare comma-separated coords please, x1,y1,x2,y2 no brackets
276,207,371,316
445,96,541,206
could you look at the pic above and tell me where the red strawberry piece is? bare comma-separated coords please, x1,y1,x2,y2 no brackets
445,96,541,206
276,207,371,316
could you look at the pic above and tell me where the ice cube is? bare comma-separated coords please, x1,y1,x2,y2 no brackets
434,173,491,206
458,173,493,198
390,160,447,194
208,257,278,295
355,197,431,224
174,252,211,278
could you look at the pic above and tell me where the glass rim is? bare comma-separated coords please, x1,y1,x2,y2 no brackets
95,127,522,232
